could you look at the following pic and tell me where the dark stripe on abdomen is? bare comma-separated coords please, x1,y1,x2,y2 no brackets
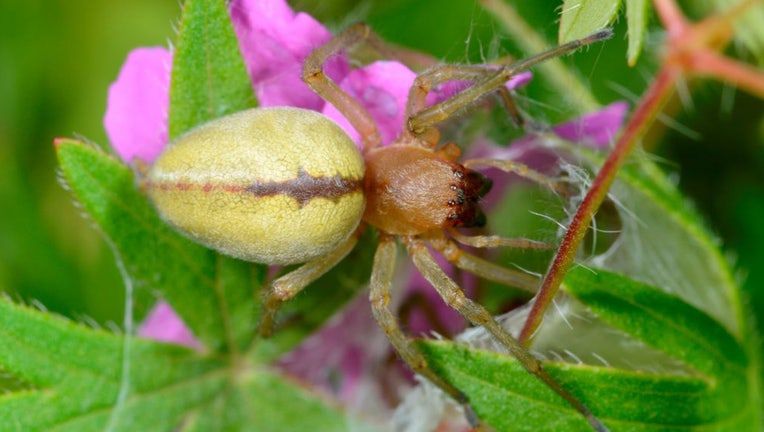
248,168,361,206
149,167,362,207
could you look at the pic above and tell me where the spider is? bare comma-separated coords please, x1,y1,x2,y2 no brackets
145,23,612,431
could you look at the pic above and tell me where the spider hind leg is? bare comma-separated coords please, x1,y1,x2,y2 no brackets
369,236,486,429
407,237,608,432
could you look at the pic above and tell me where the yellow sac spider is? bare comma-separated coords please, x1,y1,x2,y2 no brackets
145,23,613,431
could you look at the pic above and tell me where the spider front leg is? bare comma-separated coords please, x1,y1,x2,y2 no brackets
369,236,484,429
407,29,613,137
259,234,359,337
463,157,572,195
406,237,609,432
448,227,553,250
405,65,524,141
302,22,393,150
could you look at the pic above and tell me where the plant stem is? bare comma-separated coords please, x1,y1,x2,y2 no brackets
519,67,677,344
692,51,764,98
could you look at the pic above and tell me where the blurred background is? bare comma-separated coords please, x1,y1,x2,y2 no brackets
1,0,762,335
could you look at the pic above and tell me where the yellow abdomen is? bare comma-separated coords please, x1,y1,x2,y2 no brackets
146,107,365,265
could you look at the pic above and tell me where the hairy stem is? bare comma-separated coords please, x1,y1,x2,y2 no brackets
519,67,677,343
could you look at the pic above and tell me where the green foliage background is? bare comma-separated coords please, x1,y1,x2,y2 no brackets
1,0,763,428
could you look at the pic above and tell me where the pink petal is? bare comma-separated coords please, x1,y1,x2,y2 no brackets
104,47,171,164
476,101,630,163
229,0,348,109
323,61,416,147
504,70,532,90
552,100,629,148
138,301,202,349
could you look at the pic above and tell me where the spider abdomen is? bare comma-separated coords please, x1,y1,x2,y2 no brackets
363,145,491,236
145,107,365,265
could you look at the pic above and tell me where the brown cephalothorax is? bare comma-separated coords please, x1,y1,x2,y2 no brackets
363,144,491,235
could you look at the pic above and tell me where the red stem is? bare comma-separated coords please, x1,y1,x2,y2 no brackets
652,0,687,36
519,67,678,344
691,50,764,99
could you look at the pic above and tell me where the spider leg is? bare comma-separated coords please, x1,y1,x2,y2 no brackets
369,236,483,429
426,232,540,293
495,83,526,129
405,65,518,141
406,237,608,432
448,228,553,250
303,23,392,150
463,158,571,195
259,233,359,337
408,30,613,136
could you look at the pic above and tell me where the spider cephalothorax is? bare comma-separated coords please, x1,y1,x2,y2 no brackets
363,144,491,235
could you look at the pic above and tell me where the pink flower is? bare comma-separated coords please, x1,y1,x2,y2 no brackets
547,100,629,148
472,100,629,178
230,0,348,110
276,294,390,405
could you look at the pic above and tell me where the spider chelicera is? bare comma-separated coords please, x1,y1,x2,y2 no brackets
145,23,612,431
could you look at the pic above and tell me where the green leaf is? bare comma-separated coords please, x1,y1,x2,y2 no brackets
625,0,648,65
182,371,379,432
54,138,376,429
0,297,375,432
168,0,256,139
419,339,721,431
563,267,747,380
416,259,754,431
559,0,621,44
580,153,745,337
55,138,260,354
419,313,755,432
